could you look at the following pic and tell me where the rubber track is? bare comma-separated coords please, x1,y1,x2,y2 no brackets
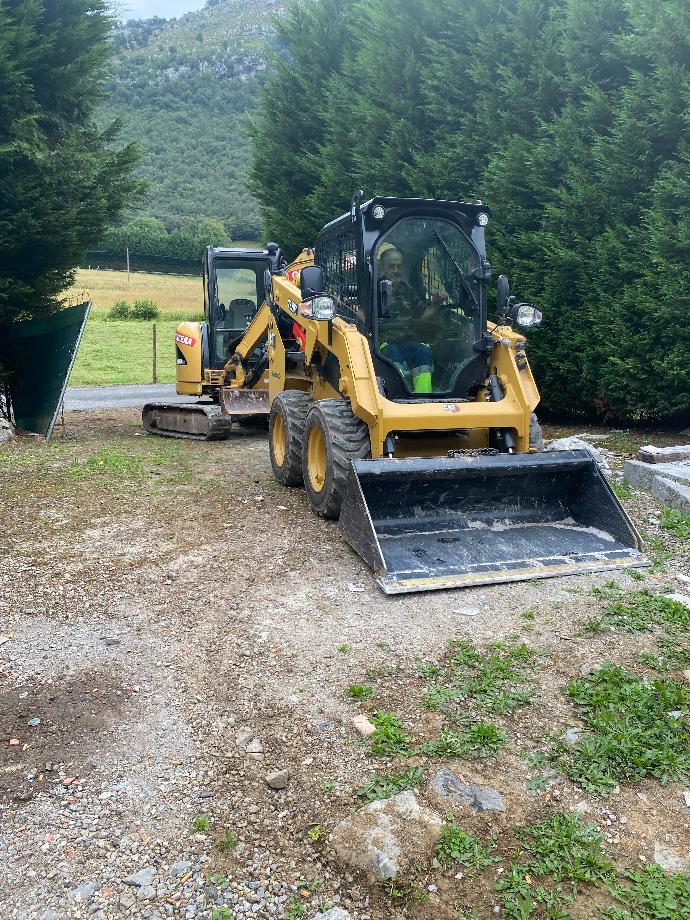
142,403,233,440
313,399,370,518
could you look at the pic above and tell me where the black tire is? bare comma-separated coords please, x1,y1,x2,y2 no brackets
302,399,371,519
269,390,311,486
529,412,544,451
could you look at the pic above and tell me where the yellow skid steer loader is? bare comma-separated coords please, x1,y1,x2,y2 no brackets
147,194,646,592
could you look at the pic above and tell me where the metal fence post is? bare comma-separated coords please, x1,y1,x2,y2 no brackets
152,322,157,384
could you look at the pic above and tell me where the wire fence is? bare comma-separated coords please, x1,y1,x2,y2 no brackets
80,250,202,277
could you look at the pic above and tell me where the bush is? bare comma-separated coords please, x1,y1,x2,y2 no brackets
130,299,160,320
108,300,131,320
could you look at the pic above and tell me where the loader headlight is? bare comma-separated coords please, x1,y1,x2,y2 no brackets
477,212,489,226
512,303,542,327
308,295,336,321
372,205,386,220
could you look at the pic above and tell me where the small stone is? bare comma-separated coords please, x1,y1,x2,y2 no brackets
265,769,289,790
8,739,20,746
453,607,480,617
245,739,264,754
124,867,157,887
430,770,505,812
104,638,120,645
683,791,690,808
27,717,41,727
170,860,192,877
68,881,97,903
561,728,584,746
653,843,690,874
351,715,376,738
314,907,354,919
573,800,591,814
137,885,155,901
235,727,254,747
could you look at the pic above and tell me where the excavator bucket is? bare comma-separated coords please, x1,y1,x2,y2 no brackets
339,450,646,594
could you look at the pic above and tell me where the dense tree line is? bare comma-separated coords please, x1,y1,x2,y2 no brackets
99,216,230,262
0,0,140,322
249,0,690,422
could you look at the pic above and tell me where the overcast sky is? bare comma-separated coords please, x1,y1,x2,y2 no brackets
115,0,206,21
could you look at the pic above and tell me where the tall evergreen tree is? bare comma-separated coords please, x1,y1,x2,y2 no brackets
0,0,141,324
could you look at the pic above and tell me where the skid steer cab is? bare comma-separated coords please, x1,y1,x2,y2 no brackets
237,194,645,592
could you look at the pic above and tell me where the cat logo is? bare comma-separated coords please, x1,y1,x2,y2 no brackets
175,333,196,347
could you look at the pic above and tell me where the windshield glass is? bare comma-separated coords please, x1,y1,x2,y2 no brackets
211,262,264,365
374,217,482,395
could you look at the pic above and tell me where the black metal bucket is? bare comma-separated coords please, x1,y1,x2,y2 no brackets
339,450,646,594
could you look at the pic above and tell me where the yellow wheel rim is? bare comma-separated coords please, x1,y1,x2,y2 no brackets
307,425,327,493
273,411,286,467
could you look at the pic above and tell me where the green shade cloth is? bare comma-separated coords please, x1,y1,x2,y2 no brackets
6,302,91,439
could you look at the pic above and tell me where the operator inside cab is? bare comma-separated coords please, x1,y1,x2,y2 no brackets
375,218,482,396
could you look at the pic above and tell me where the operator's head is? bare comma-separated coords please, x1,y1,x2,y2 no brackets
379,246,404,285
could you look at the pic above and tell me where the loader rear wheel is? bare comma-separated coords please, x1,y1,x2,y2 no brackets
303,399,371,519
269,390,311,486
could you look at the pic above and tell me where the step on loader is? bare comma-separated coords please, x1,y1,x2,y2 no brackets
146,194,646,592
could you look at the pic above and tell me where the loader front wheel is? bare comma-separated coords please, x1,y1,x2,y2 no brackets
269,390,311,486
303,399,371,519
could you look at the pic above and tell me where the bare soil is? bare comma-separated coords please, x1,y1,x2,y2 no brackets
1,410,689,919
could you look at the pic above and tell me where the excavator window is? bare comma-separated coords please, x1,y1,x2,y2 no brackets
374,217,482,396
209,262,265,367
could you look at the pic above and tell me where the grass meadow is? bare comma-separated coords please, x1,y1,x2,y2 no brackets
66,269,204,386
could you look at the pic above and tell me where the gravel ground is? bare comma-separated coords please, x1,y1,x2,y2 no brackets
1,411,689,919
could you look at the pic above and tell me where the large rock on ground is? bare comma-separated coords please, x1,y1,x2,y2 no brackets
0,417,13,445
329,790,443,881
430,769,506,812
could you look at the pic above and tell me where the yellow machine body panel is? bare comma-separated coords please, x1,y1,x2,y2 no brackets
175,321,204,395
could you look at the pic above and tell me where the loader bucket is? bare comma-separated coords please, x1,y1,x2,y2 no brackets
338,450,646,594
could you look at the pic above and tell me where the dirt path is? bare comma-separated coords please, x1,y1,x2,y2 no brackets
1,411,689,919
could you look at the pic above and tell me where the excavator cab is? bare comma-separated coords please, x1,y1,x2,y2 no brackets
203,245,282,369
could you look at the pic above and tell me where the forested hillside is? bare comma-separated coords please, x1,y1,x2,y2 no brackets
102,0,283,239
250,0,690,423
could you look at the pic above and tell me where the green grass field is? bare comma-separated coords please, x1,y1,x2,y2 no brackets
67,270,202,386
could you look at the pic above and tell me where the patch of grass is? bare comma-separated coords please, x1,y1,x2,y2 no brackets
284,894,306,919
192,814,212,832
496,813,615,919
67,448,147,480
519,812,615,885
611,478,633,500
216,830,238,852
422,639,539,716
553,664,690,794
419,722,507,759
356,767,424,803
638,634,690,673
369,711,412,756
211,908,234,920
604,864,690,920
70,318,182,385
337,643,351,653
584,586,690,635
436,824,499,869
307,824,323,842
660,507,690,541
346,683,373,700
521,609,536,621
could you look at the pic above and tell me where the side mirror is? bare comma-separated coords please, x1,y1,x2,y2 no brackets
378,278,392,318
510,302,543,327
497,274,510,315
300,265,325,299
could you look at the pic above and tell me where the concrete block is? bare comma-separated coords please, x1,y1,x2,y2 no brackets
651,477,690,512
637,445,690,463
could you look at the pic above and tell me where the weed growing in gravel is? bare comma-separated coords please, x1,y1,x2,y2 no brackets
356,766,424,803
496,813,615,919
422,639,539,715
583,585,690,637
307,824,324,842
67,448,147,481
436,824,499,868
369,711,411,755
379,877,428,900
210,908,234,920
419,722,507,759
192,814,212,832
284,894,306,919
660,507,690,541
611,479,632,500
346,683,373,700
553,664,690,794
337,643,351,653
605,864,690,920
216,830,238,852
638,634,690,673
